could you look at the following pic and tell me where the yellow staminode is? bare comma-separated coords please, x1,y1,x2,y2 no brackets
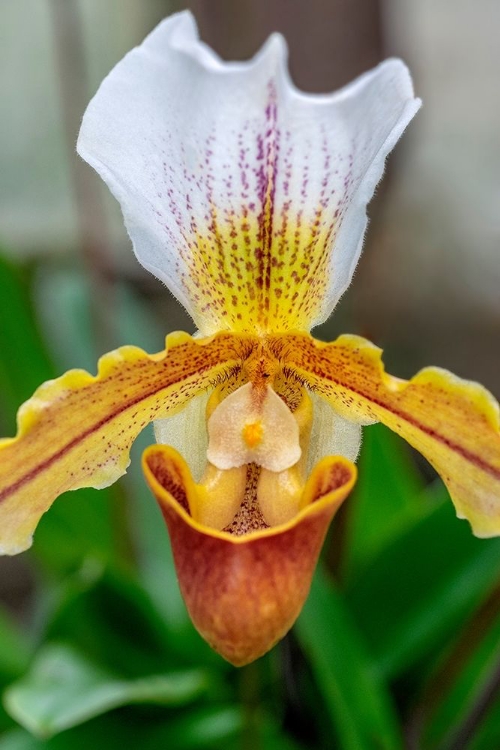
242,421,264,448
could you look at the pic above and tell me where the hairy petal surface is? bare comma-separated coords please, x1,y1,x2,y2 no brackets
154,390,211,482
78,11,420,334
307,391,362,474
143,445,356,666
274,333,500,537
0,332,253,554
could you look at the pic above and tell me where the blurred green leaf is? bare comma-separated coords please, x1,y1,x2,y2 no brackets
0,729,38,750
0,706,295,750
34,267,165,373
295,566,403,750
4,643,209,738
344,424,425,580
32,486,125,576
34,266,96,373
0,255,54,434
41,567,184,678
146,705,306,750
0,718,142,750
467,696,500,750
114,282,166,353
346,482,500,679
416,587,500,749
0,607,32,734
143,705,244,749
0,608,30,681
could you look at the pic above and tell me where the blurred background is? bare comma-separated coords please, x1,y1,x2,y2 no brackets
0,1,499,748
2,0,500,386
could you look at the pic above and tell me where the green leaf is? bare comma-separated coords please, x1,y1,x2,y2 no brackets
146,705,306,750
467,696,500,750
143,706,244,749
346,482,500,679
295,566,403,750
344,424,425,580
114,282,166,354
0,607,30,681
4,644,209,738
0,719,144,750
0,729,39,750
0,711,305,750
41,567,184,678
32,486,125,576
417,590,500,749
34,267,166,373
0,254,54,435
34,266,97,373
0,607,32,733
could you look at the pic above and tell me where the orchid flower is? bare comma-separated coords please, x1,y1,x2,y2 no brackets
1,12,500,667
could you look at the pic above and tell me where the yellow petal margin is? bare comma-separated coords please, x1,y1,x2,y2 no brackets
273,333,500,537
142,445,356,666
0,331,253,555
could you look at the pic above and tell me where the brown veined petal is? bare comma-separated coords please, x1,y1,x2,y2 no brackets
142,445,356,666
0,331,254,555
273,332,500,538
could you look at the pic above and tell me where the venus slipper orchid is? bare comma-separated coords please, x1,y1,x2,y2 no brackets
1,12,500,667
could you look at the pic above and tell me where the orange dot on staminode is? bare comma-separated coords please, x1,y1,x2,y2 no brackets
242,421,263,448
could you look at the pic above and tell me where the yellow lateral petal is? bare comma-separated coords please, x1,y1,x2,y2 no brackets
273,333,500,537
0,332,254,554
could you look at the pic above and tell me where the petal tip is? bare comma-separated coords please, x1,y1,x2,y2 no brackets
148,9,200,52
258,31,288,67
0,536,33,557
